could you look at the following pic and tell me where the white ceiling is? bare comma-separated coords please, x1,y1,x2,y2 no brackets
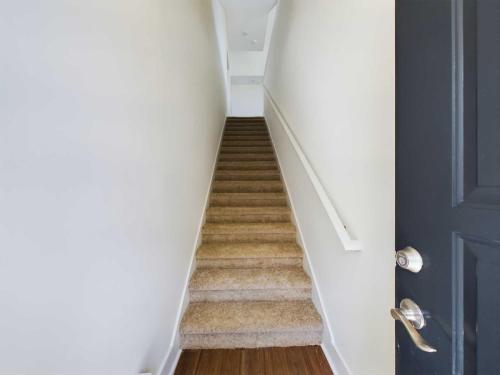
219,0,277,51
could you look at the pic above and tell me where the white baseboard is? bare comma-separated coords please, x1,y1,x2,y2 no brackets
322,342,351,375
159,347,181,375
265,95,352,375
157,120,226,375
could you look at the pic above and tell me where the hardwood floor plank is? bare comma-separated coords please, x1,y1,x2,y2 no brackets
241,348,265,375
286,346,312,375
303,346,333,375
263,347,275,375
268,347,289,375
220,349,242,375
195,349,224,375
174,350,201,375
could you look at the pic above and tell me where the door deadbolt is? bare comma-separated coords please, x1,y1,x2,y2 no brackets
396,247,423,273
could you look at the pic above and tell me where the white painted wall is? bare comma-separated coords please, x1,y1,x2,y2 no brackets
262,5,278,66
0,1,225,374
264,1,395,375
212,0,231,113
231,84,264,116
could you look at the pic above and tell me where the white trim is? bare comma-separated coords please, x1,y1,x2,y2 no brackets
322,342,351,375
159,348,181,375
263,86,362,252
157,121,226,375
267,122,352,375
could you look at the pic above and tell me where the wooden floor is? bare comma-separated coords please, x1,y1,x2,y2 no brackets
174,345,333,375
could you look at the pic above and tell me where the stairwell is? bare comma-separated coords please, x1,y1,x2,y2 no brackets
180,117,323,349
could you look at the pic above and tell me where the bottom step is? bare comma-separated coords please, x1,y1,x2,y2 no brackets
180,300,322,349
181,330,322,350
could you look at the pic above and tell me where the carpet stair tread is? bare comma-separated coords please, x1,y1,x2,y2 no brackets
180,300,322,335
212,180,283,193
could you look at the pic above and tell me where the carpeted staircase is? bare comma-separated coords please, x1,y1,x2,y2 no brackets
180,117,323,349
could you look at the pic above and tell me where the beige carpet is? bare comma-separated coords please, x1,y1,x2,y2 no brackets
180,117,323,349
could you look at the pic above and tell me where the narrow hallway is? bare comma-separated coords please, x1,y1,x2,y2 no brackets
178,117,327,366
1,1,397,374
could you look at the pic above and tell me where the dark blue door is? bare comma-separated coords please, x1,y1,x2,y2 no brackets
396,0,500,374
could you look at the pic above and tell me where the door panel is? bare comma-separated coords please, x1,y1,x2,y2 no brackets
459,0,500,208
456,235,500,375
396,0,500,374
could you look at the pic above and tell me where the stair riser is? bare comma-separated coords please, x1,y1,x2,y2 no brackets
226,120,266,127
223,135,270,140
196,257,303,269
224,130,269,137
210,198,286,207
190,289,311,302
224,127,269,137
206,213,290,223
226,121,266,125
226,124,267,128
224,134,269,138
216,170,280,175
222,141,271,146
213,182,283,193
225,126,267,129
221,147,273,154
224,135,268,139
226,122,267,125
224,129,268,134
227,117,264,119
217,164,278,171
213,185,283,194
223,136,270,141
180,331,322,349
218,154,275,161
202,233,296,243
215,175,280,181
226,120,265,124
226,120,265,123
224,133,269,137
227,118,264,121
222,141,272,147
216,168,278,172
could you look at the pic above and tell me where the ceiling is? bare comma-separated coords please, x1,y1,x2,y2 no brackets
219,0,277,51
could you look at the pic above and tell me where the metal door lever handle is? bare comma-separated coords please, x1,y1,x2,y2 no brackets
391,299,437,353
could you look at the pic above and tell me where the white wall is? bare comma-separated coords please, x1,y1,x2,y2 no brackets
212,0,231,113
229,51,266,76
262,5,278,65
264,1,395,375
231,84,264,116
0,1,225,374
